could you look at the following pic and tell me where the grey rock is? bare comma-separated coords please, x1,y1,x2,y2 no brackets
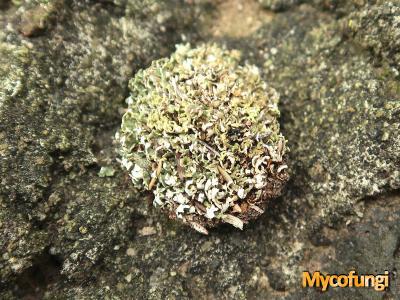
0,0,205,286
0,0,399,299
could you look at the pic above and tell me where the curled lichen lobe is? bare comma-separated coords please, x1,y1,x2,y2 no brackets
117,43,289,232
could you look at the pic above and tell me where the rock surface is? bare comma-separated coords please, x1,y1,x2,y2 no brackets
0,0,399,299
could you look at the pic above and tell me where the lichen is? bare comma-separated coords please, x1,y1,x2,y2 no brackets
98,166,116,177
117,43,289,233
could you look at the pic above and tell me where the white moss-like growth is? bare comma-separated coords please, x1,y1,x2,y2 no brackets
117,44,288,233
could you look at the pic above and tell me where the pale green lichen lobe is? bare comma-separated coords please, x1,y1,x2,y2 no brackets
117,44,289,231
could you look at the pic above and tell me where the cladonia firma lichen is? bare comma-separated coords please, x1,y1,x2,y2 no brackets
117,43,289,234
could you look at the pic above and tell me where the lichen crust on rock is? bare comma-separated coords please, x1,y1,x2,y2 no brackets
117,43,289,233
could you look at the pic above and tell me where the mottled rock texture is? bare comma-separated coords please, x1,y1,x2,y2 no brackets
0,0,207,290
0,0,399,299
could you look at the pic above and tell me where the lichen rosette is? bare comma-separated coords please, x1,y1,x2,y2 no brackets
117,44,289,234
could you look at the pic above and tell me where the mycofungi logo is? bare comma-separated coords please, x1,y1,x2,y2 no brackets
302,271,390,291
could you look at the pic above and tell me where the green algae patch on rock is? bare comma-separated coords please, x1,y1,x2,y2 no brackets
117,44,289,233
